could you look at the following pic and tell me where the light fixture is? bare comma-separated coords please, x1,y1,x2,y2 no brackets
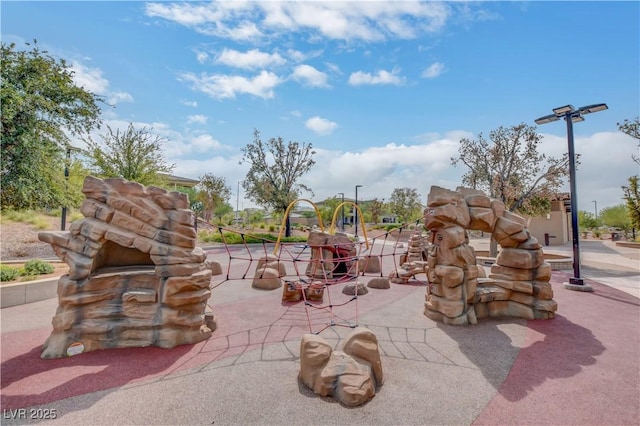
577,103,608,115
552,105,575,115
534,102,608,292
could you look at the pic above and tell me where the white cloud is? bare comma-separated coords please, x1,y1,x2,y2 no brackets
348,67,406,86
305,116,338,135
181,99,198,107
196,51,209,64
145,1,451,42
190,134,223,152
108,91,134,104
71,61,109,93
179,70,282,100
537,131,639,212
215,48,286,69
292,65,330,88
187,114,208,124
421,62,445,79
72,62,133,105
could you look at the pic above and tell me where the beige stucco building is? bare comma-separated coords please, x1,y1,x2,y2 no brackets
526,198,571,246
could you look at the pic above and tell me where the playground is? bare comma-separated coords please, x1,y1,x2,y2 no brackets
1,178,638,424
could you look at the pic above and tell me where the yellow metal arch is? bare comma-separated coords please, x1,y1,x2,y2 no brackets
273,199,324,254
329,201,369,249
273,199,369,254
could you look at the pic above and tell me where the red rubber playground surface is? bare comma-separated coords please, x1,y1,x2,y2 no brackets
1,269,638,425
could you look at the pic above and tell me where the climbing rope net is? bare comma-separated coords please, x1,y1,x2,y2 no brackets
201,200,428,335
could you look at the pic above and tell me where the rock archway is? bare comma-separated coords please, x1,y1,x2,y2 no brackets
38,176,213,358
424,186,557,325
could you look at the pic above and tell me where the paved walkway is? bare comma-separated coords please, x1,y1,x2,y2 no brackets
1,239,638,425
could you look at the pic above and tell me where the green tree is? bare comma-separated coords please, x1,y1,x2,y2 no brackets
367,198,386,224
452,123,572,256
389,188,422,224
452,123,571,216
622,176,640,239
195,173,231,222
1,40,103,209
318,196,342,228
618,117,640,240
599,204,631,236
617,117,640,165
241,129,316,237
578,210,599,229
83,123,174,186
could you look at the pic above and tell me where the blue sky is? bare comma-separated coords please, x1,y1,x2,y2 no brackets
2,1,639,214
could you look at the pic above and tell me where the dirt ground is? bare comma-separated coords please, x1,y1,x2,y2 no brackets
0,218,59,261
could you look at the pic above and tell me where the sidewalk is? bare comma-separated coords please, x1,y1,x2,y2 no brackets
1,240,638,425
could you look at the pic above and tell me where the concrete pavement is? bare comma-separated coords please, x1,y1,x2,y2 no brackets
1,239,638,425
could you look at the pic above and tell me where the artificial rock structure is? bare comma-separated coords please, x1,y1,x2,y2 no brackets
424,186,558,325
299,327,383,407
38,176,213,358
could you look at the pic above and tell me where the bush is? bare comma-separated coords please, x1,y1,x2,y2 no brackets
23,259,54,275
269,225,275,232
0,265,20,281
197,231,307,245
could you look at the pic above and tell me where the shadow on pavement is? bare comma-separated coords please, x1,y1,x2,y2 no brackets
1,341,192,411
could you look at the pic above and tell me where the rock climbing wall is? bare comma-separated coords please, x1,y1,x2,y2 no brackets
38,176,213,358
424,186,558,325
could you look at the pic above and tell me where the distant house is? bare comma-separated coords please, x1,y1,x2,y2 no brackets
526,194,571,246
161,173,199,188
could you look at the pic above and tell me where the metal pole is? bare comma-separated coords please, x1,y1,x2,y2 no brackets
565,113,583,285
338,192,344,231
592,200,598,220
236,181,240,223
354,186,359,238
61,147,71,231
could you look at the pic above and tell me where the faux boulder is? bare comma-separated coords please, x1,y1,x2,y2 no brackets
299,328,383,407
424,186,558,325
38,177,213,359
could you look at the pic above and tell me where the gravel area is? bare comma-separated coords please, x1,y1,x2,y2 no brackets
1,221,57,261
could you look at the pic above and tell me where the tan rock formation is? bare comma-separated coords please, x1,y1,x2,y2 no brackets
423,186,558,325
299,327,383,407
38,177,213,359
305,231,357,280
389,228,429,284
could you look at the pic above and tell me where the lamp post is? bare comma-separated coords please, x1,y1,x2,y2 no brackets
61,146,79,231
354,185,363,238
535,103,608,292
236,181,240,224
337,192,345,231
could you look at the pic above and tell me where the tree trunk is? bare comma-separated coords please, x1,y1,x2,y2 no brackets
285,215,291,237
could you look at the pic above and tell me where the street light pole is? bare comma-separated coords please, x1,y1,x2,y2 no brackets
535,103,608,292
354,185,362,238
60,147,76,231
236,181,240,224
337,192,344,231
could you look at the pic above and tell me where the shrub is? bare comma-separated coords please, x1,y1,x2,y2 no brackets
269,225,275,232
23,259,55,275
197,231,307,245
0,265,20,281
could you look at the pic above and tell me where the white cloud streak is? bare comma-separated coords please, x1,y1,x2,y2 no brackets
305,116,338,135
348,67,406,86
422,62,445,78
292,64,330,88
145,1,451,42
179,70,282,100
216,48,286,69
